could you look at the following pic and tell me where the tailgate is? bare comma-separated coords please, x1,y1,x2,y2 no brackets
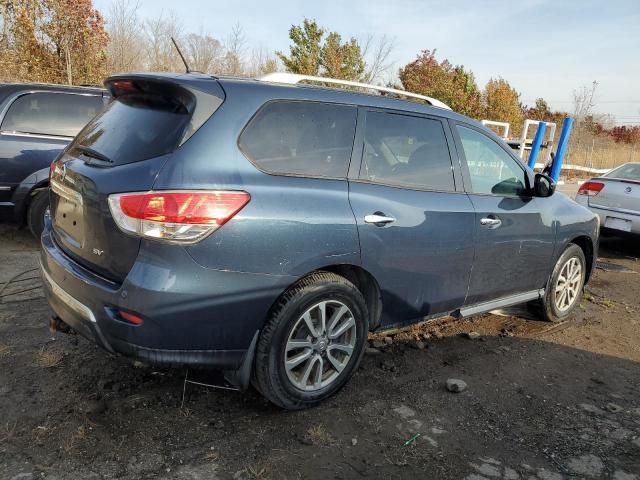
49,74,224,283
50,155,166,282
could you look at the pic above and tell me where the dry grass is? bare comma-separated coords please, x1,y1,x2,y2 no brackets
243,464,271,480
204,449,220,462
35,347,63,368
304,424,335,446
566,142,639,170
63,425,87,454
0,344,12,358
31,425,50,444
0,421,18,444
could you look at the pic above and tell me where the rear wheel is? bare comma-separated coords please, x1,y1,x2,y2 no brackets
540,244,586,322
27,191,49,239
253,272,368,410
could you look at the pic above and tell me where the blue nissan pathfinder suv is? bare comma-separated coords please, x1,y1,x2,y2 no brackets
41,72,598,409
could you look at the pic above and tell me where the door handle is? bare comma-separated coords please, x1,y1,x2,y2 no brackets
480,217,502,228
364,214,396,225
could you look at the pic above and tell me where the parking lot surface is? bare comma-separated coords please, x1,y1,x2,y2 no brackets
0,224,639,479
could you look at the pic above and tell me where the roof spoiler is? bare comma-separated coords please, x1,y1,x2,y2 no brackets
104,75,224,145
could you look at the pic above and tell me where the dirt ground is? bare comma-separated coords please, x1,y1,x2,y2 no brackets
0,224,639,480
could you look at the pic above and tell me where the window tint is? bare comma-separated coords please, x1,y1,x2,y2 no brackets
1,92,103,137
71,93,190,165
360,111,454,191
457,125,527,196
239,101,357,178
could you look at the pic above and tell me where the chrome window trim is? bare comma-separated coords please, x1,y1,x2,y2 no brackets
0,130,72,141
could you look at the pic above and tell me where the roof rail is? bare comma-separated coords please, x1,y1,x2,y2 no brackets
258,72,451,110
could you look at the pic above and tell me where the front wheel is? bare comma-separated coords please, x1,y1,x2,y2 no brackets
539,244,586,322
253,272,369,410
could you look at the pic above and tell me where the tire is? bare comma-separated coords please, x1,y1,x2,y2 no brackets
253,271,369,410
27,191,49,239
539,244,586,322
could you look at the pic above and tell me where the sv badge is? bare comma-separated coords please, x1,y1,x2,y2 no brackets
92,248,104,256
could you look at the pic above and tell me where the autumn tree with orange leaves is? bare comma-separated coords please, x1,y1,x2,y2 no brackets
0,0,108,85
399,49,484,118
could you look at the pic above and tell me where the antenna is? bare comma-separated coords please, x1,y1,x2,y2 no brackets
171,37,191,73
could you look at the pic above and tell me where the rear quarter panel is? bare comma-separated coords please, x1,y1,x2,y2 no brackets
152,81,361,278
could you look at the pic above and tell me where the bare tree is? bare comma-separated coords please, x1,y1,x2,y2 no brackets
106,0,144,74
185,29,225,73
144,12,184,72
222,22,245,75
573,80,598,121
246,46,278,77
361,34,395,83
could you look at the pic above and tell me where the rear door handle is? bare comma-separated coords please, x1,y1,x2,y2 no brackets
480,217,502,228
364,214,396,225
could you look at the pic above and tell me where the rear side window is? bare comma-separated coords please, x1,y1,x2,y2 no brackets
239,101,357,178
360,111,455,191
1,92,103,137
72,94,191,165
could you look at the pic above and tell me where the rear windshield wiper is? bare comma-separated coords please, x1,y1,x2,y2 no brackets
74,145,113,164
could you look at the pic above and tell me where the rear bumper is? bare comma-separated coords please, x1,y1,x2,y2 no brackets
584,202,640,235
40,220,294,369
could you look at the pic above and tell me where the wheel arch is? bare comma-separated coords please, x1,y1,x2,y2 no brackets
569,235,595,283
268,264,383,331
11,167,50,224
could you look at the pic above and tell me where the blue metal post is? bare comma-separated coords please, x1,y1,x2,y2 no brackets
527,122,546,169
550,117,574,182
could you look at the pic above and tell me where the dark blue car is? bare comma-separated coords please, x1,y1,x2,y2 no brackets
41,72,599,409
0,83,107,237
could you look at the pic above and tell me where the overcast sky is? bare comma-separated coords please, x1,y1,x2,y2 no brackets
94,0,640,124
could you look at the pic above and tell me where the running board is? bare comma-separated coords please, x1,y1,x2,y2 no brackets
456,289,544,318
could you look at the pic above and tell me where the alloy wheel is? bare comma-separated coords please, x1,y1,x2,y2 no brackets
554,257,583,312
284,300,357,392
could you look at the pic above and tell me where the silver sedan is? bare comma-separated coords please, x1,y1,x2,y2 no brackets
575,162,640,235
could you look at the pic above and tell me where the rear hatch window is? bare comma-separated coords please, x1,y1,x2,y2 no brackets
70,78,222,166
73,94,188,165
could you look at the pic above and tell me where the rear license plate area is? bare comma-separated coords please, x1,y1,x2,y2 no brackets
54,196,85,247
604,216,631,232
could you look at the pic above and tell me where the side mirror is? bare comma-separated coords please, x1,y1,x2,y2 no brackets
534,173,555,198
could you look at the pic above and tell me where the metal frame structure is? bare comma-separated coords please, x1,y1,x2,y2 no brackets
481,120,510,139
518,119,557,161
258,72,451,110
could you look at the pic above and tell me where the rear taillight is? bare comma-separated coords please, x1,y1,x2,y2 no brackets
577,181,605,196
108,190,250,243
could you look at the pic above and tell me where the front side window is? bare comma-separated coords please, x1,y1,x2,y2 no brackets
360,111,455,191
457,125,527,196
1,92,103,137
239,101,357,178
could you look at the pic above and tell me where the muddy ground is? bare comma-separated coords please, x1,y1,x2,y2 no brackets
0,224,639,480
